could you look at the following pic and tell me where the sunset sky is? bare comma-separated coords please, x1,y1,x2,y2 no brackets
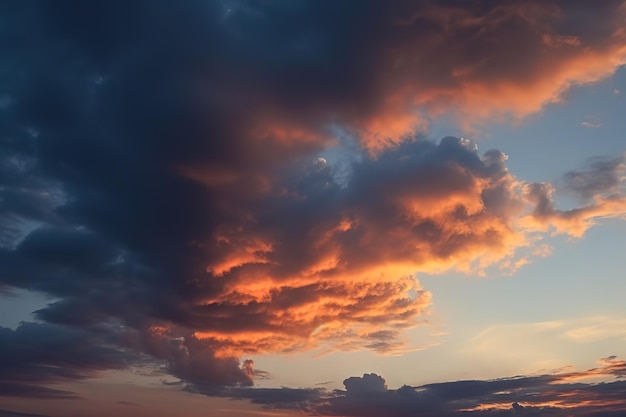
1,1,626,416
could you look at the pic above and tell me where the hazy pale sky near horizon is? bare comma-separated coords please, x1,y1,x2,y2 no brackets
1,1,626,417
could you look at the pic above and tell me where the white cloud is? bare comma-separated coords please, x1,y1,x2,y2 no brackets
580,121,602,128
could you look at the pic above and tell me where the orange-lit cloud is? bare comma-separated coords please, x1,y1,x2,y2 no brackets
176,1,626,155
459,357,626,414
514,155,626,235
193,276,432,357
175,139,626,360
331,1,626,148
552,355,626,383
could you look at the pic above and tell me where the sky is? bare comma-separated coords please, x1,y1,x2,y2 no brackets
1,1,626,416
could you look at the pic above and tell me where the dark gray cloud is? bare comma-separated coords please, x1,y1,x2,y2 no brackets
0,383,77,400
344,373,388,395
0,322,133,398
1,0,626,398
0,410,57,417
217,357,626,417
564,155,625,201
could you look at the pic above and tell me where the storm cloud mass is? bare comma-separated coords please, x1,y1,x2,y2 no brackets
1,0,626,412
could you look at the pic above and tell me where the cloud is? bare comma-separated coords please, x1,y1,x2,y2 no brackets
344,374,388,395
123,326,256,387
0,410,56,417
581,121,602,128
185,139,514,355
217,357,626,417
0,322,134,398
216,0,626,150
1,0,626,396
563,155,626,201
183,139,626,357
562,318,626,343
461,317,626,376
523,181,626,237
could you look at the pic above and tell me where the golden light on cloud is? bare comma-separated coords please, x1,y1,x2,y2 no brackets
207,238,274,277
191,275,432,357
334,1,626,148
175,136,626,361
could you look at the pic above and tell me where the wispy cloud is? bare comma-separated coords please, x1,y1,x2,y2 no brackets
563,155,626,201
581,121,602,128
464,317,626,374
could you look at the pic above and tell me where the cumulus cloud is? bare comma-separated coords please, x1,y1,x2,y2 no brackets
1,0,626,397
344,374,388,395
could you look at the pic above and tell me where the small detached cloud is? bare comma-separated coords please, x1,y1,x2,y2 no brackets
563,155,626,201
580,121,602,128
523,156,626,237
